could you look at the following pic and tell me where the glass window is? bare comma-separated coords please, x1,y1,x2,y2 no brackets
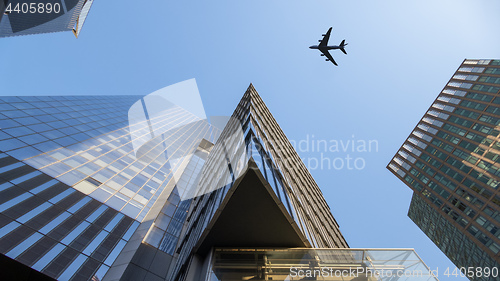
3,126,35,137
86,205,108,223
0,221,21,239
159,233,178,255
18,134,48,145
0,138,27,151
8,146,43,160
18,202,52,223
155,213,172,231
49,189,75,204
0,193,33,212
58,254,87,281
0,119,22,129
31,243,66,271
67,197,92,214
61,221,90,245
144,226,163,248
0,182,13,193
103,239,126,266
162,203,176,216
122,221,139,241
54,136,79,147
121,203,141,218
104,213,124,232
39,212,71,235
0,162,25,174
34,115,57,123
40,162,71,178
32,141,60,154
92,264,110,281
6,232,43,259
82,231,108,256
41,129,65,139
166,219,183,237
11,170,42,185
57,169,87,186
28,123,53,132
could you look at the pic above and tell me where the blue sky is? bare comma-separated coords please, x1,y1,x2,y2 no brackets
2,0,500,279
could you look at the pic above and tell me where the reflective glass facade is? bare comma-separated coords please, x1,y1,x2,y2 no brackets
144,141,213,255
0,0,95,38
0,153,137,280
0,95,143,280
168,84,349,281
388,59,500,281
0,81,221,280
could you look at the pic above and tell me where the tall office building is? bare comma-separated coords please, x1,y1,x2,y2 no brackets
388,59,500,280
0,0,94,38
0,79,220,281
165,84,349,280
0,80,437,281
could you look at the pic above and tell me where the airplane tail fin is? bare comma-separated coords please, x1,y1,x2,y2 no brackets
340,40,347,55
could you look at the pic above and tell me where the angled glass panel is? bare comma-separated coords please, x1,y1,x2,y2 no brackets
6,232,43,259
32,243,65,271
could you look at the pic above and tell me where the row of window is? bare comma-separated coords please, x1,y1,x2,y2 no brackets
409,154,500,249
409,194,500,274
38,110,211,220
0,156,139,280
248,103,345,248
145,150,207,256
485,67,500,75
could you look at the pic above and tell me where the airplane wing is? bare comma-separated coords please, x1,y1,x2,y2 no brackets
318,27,332,47
320,49,337,66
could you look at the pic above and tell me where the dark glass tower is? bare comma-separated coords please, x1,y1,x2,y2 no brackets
0,0,94,38
388,59,500,280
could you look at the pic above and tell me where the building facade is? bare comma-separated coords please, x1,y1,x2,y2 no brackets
0,81,438,281
0,0,94,38
388,59,500,280
164,84,349,280
0,80,221,280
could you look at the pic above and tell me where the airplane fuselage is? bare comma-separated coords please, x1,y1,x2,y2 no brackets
309,45,341,50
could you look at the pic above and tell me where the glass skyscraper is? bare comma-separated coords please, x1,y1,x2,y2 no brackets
0,0,94,38
166,84,350,280
388,59,500,281
0,80,437,281
0,79,220,280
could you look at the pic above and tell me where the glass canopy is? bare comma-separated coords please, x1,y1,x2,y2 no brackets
208,248,439,281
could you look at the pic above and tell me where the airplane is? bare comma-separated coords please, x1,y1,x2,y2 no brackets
309,27,347,66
